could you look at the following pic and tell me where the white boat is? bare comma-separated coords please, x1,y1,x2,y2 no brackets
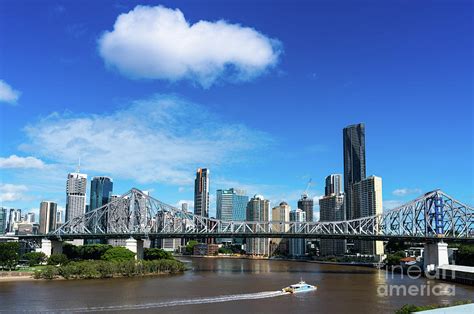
282,280,317,294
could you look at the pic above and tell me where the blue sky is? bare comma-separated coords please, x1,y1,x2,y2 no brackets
0,0,472,220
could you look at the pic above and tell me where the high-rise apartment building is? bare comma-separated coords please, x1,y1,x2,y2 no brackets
270,202,291,255
39,201,58,234
194,168,210,217
343,123,366,220
289,209,306,257
319,175,346,256
89,176,113,211
353,176,384,255
246,195,270,256
298,194,314,222
325,174,342,196
216,188,249,221
66,172,87,222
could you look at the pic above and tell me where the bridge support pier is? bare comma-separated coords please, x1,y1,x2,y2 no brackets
423,242,449,274
125,238,144,260
36,239,63,257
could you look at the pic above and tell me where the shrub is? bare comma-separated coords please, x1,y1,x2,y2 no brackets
185,240,199,254
24,252,47,267
101,247,135,262
47,253,69,266
34,265,59,280
144,248,173,260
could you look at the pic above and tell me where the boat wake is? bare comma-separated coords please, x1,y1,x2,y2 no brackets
61,291,289,312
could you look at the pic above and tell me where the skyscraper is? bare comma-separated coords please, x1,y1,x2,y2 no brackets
343,123,366,220
89,176,113,211
216,188,249,221
26,212,35,223
270,202,291,255
319,175,346,256
66,172,87,222
325,174,342,196
289,209,306,257
246,195,270,255
298,194,314,222
7,208,21,233
353,176,384,255
39,201,58,234
194,168,210,217
0,208,6,234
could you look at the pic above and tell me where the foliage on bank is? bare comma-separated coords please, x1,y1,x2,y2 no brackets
0,242,20,270
395,300,472,314
33,259,186,280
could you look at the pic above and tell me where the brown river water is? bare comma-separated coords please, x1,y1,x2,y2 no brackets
0,257,473,313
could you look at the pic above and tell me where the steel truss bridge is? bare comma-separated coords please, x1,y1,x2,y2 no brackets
18,188,469,243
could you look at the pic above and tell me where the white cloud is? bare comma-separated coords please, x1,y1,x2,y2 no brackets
0,184,28,202
0,155,45,169
20,95,271,185
392,188,422,197
98,5,281,87
0,80,21,104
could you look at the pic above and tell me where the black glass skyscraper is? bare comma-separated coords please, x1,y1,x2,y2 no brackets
89,176,113,211
343,123,366,220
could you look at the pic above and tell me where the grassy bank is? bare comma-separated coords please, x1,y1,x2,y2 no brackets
33,259,186,280
395,300,472,314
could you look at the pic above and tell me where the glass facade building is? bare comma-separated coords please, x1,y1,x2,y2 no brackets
216,188,248,221
89,176,113,211
343,123,366,220
194,168,210,217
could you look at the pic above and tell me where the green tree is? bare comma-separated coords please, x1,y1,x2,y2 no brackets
62,243,79,260
218,247,233,254
456,244,474,266
101,247,135,262
185,240,199,254
386,251,406,266
144,248,172,260
78,244,113,260
24,252,47,267
0,242,20,270
47,253,69,266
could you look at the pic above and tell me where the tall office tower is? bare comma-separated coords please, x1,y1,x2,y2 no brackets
39,201,58,234
298,194,314,222
216,188,249,221
289,209,306,257
319,177,346,256
66,172,87,222
89,176,113,211
325,174,342,196
270,202,291,255
194,168,210,217
246,195,270,256
56,210,63,224
181,203,188,212
26,212,35,223
0,207,6,234
353,176,384,256
343,123,366,220
7,208,22,232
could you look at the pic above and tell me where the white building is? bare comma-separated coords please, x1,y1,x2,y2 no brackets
66,172,87,223
353,175,384,256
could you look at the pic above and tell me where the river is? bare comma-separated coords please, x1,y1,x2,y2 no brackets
1,257,473,313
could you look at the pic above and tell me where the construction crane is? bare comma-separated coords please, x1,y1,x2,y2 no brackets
302,178,312,198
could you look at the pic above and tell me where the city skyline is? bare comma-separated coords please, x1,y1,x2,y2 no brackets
1,1,472,219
